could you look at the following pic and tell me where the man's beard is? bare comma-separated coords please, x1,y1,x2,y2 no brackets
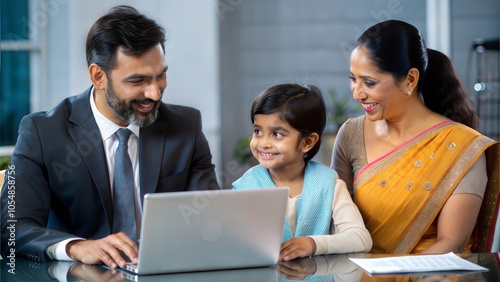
105,82,161,127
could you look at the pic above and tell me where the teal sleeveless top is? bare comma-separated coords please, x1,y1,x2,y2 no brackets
233,160,335,242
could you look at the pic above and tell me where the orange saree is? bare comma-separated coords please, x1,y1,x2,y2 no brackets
353,121,499,254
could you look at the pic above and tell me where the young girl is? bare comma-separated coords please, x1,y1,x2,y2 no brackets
233,83,372,261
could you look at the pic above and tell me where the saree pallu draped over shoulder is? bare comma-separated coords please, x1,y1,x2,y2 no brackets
353,121,500,254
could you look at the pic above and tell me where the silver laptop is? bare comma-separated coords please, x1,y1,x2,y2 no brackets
123,188,289,275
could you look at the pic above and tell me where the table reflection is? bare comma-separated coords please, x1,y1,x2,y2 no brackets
274,253,498,282
1,253,498,282
276,253,365,281
1,258,278,282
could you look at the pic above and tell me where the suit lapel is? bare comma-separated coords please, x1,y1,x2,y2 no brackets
139,118,167,203
67,88,113,229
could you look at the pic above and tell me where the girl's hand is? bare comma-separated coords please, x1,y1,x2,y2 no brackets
279,237,316,261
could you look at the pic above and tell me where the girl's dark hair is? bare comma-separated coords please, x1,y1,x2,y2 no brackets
86,5,166,73
355,20,479,129
251,83,326,162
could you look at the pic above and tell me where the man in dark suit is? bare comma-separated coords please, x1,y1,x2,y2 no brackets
0,5,220,269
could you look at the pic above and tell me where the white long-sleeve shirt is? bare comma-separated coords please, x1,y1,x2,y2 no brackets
286,175,372,254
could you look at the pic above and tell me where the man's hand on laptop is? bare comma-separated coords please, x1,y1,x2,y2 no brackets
66,232,139,268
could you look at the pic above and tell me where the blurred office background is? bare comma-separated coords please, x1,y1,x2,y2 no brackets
1,0,499,187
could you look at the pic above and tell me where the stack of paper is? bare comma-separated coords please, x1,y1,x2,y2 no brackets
349,252,488,275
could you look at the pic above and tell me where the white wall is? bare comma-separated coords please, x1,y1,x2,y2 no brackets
46,0,222,180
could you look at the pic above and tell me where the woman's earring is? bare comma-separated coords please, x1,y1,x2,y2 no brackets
407,90,412,96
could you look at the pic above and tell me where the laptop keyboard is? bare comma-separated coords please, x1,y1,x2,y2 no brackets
125,262,139,273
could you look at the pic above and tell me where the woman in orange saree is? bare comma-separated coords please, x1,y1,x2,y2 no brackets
336,116,499,254
332,20,500,254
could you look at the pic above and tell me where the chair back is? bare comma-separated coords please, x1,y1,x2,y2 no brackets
473,144,500,253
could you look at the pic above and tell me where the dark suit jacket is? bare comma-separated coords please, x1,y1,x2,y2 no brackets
1,87,220,261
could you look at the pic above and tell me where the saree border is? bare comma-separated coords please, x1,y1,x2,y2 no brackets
353,122,454,194
393,135,496,253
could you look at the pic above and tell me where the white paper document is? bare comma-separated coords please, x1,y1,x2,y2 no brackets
349,252,488,274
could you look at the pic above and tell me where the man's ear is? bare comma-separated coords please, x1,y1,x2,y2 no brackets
88,64,108,90
301,133,319,153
